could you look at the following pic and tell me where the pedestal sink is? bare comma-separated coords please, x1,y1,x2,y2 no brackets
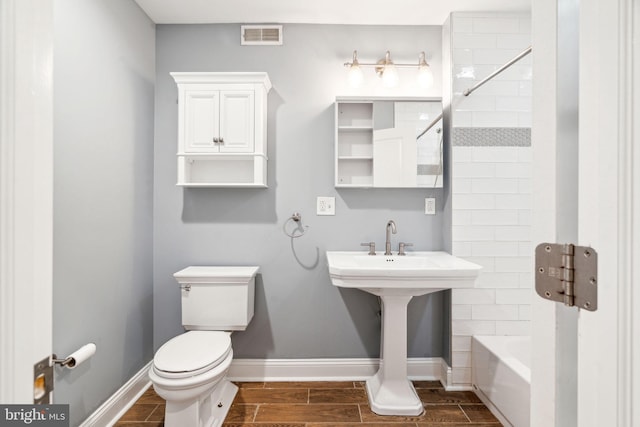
326,251,481,416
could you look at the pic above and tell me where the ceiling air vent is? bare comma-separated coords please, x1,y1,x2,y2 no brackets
241,25,283,46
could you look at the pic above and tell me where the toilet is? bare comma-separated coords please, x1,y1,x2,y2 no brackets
149,266,258,427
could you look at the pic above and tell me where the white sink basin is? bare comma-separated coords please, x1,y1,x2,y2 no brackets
326,251,481,296
326,250,481,416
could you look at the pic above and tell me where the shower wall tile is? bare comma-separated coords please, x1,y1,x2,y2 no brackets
471,242,519,257
452,225,494,241
452,320,496,336
452,336,472,352
495,289,532,305
519,305,532,320
453,368,472,385
495,320,531,336
472,304,519,320
494,225,530,241
471,17,520,34
474,272,520,289
449,12,531,388
452,13,531,128
452,304,472,320
452,351,472,368
471,111,520,127
452,289,496,305
471,146,520,162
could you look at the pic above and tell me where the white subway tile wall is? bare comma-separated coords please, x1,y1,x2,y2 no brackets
452,13,532,128
449,12,532,387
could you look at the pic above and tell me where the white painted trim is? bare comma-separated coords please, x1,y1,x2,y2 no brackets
615,0,637,424
631,3,640,424
0,0,17,404
0,0,54,403
228,357,445,383
530,0,559,425
79,361,152,427
576,0,636,425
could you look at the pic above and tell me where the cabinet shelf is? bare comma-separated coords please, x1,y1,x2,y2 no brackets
177,154,267,187
337,156,373,160
337,126,374,132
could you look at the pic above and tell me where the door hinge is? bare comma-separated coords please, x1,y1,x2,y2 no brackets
535,243,598,311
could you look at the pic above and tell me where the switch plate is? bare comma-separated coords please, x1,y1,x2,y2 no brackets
317,196,335,215
425,197,436,215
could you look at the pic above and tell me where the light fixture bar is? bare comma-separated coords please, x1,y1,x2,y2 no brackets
343,50,430,68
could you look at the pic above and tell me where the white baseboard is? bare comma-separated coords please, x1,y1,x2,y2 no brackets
82,357,453,426
80,361,152,427
228,357,445,382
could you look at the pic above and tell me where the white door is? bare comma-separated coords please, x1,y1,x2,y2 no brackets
0,0,54,404
219,90,254,153
531,0,639,425
184,90,221,153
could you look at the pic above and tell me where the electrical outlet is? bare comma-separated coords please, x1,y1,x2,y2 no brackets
425,197,436,215
317,196,335,215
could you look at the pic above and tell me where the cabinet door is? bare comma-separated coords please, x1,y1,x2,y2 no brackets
219,90,254,153
184,90,220,153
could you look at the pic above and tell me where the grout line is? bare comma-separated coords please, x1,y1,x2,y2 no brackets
458,404,473,422
252,403,259,422
148,403,160,422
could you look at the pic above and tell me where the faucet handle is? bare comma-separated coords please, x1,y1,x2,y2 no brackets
398,242,413,256
361,242,376,256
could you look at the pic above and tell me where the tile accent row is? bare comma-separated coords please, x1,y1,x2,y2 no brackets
452,127,531,147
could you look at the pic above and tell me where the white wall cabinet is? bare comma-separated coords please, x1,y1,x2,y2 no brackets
172,72,271,187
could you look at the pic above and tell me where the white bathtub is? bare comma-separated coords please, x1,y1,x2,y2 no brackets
472,335,531,427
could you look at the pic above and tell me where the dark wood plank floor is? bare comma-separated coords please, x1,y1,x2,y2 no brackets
114,381,502,426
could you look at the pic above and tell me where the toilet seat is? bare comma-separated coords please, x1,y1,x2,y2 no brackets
153,331,232,379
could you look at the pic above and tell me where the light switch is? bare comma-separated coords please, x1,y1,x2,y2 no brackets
425,197,436,215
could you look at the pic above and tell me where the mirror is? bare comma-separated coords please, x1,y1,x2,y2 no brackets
335,99,443,188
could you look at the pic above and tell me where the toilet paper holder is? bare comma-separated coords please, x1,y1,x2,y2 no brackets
53,343,97,369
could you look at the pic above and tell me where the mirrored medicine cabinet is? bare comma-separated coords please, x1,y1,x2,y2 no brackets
334,97,443,188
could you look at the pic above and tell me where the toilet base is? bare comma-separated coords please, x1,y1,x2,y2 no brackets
164,379,238,427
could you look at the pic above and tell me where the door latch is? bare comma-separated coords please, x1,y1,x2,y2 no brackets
34,356,53,404
535,243,598,311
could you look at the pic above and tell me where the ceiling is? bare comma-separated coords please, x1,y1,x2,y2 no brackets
134,0,530,26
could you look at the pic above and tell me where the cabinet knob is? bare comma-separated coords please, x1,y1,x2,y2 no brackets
219,137,224,144
212,137,219,143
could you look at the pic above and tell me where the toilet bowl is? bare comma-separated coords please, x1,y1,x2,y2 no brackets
149,266,258,427
149,331,237,427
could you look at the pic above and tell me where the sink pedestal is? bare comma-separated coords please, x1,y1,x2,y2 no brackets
366,294,424,416
325,250,482,416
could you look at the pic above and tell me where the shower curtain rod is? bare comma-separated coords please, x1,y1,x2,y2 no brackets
418,45,532,139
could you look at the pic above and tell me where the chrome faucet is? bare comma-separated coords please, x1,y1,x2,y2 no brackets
385,220,397,255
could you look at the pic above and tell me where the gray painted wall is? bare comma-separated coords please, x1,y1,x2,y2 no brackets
154,24,451,359
52,1,155,425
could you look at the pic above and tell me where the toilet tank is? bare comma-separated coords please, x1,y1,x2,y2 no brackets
174,266,258,331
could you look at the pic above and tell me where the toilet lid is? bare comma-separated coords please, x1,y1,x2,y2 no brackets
154,331,231,374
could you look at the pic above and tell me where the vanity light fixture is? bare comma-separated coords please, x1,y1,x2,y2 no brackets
344,50,434,89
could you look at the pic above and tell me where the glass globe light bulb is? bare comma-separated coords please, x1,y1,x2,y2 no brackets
417,52,434,89
418,64,434,88
382,64,399,88
348,64,364,88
